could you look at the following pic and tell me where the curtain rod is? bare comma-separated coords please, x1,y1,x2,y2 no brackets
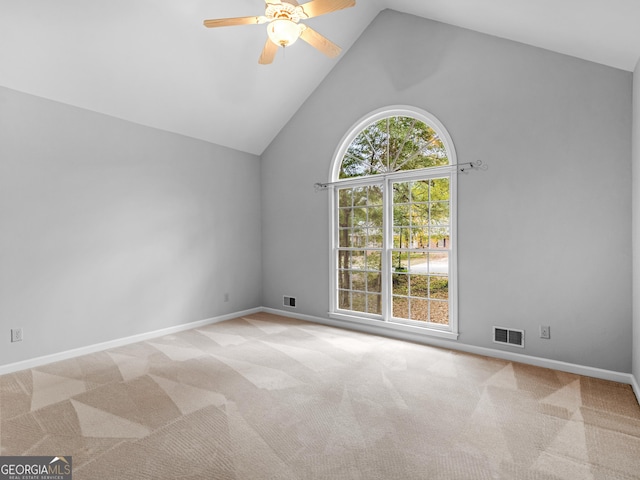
314,160,484,191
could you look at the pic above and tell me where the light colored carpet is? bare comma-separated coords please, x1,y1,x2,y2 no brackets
1,312,639,479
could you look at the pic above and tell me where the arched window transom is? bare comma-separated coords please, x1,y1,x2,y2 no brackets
339,116,449,179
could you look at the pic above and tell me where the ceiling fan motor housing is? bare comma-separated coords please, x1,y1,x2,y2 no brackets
265,2,303,23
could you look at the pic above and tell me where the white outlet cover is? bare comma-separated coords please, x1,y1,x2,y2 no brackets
11,328,23,342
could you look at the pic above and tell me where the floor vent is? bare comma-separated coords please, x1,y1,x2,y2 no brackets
493,327,525,348
283,296,296,308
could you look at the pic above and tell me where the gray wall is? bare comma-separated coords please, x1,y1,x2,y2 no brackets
261,10,633,372
0,86,262,367
633,58,640,385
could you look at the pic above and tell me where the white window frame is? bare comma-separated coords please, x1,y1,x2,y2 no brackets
328,106,458,340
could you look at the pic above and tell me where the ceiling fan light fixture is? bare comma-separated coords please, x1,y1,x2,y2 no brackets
267,19,302,47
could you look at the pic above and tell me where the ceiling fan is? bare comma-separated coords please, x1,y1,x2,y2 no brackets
203,0,356,64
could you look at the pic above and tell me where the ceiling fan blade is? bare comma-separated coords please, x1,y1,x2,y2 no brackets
300,26,341,58
259,38,279,64
298,0,355,19
203,16,264,28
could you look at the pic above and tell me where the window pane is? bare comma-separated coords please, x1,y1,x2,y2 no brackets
352,250,366,269
337,250,350,270
338,189,353,207
410,227,429,249
430,300,449,325
430,178,449,201
393,228,410,249
368,185,383,205
429,252,449,275
393,182,410,204
411,204,429,225
429,276,449,299
367,273,381,292
430,202,449,226
338,269,351,290
411,180,430,202
366,251,382,271
367,294,381,314
409,298,430,321
369,206,383,228
352,292,367,312
339,208,352,227
430,227,450,249
339,229,351,248
392,251,407,272
351,272,366,291
338,290,351,310
353,207,367,225
353,187,368,206
393,205,410,226
367,228,382,248
408,252,428,273
392,296,408,319
410,275,429,298
392,274,408,295
352,227,365,247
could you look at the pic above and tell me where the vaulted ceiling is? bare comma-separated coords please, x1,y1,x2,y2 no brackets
1,0,638,155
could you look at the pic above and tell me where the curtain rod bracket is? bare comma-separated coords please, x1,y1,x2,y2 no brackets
458,159,483,173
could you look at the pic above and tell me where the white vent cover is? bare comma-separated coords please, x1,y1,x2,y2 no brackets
493,326,525,348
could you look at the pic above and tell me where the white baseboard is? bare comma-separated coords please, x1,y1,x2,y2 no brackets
262,307,638,389
632,374,640,405
0,307,261,376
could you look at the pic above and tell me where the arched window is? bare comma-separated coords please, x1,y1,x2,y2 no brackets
329,106,458,339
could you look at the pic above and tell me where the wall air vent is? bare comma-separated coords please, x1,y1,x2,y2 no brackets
493,326,524,348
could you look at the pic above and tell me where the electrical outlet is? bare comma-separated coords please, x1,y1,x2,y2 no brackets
224,293,229,302
540,325,550,339
11,328,23,343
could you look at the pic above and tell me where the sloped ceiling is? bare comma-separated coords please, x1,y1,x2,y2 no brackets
1,0,638,155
